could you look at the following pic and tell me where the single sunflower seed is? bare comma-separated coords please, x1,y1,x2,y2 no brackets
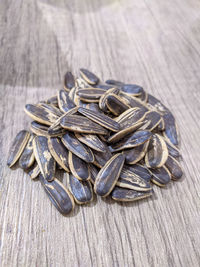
19,134,35,169
123,141,149,165
165,155,183,180
106,94,130,116
99,87,120,112
94,153,125,197
64,71,75,91
80,68,99,85
111,187,152,202
121,84,143,95
77,88,106,102
7,130,30,167
57,89,76,113
28,162,40,179
75,133,106,152
149,166,171,187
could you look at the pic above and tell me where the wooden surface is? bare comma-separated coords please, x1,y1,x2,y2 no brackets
0,0,200,266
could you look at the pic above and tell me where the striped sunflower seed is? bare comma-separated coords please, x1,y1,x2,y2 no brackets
111,187,152,202
106,94,130,116
33,136,56,182
62,132,94,163
139,111,161,131
94,84,114,90
165,155,183,180
111,130,152,152
69,174,93,204
64,71,75,91
78,107,120,132
25,104,60,126
119,92,149,111
68,151,90,181
164,138,181,158
7,130,30,167
60,114,108,135
40,174,75,214
123,141,149,165
163,112,179,146
30,121,50,137
99,87,120,112
77,88,106,102
121,84,143,95
116,165,152,192
48,137,70,172
19,134,35,169
92,145,112,168
28,162,40,179
94,153,125,197
80,68,99,85
145,134,168,168
105,79,124,86
149,166,171,187
88,164,99,184
137,89,148,102
125,164,152,182
115,107,147,125
46,95,59,107
57,89,75,113
38,103,63,117
75,133,106,152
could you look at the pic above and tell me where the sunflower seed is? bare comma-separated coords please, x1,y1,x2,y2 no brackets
68,151,90,181
125,164,152,182
137,89,148,102
106,94,130,116
147,94,169,115
75,133,106,152
157,118,165,131
7,130,30,167
30,121,50,136
115,107,147,125
64,71,75,91
149,166,171,187
163,112,179,146
165,155,183,180
80,68,99,85
123,141,149,164
28,162,40,179
25,104,59,126
60,114,108,135
48,137,70,172
105,79,124,86
77,88,106,102
94,153,125,197
40,174,75,214
121,84,143,95
33,136,56,181
57,89,76,113
111,187,152,202
164,138,181,158
19,134,35,169
62,132,94,163
78,107,120,132
38,103,63,117
99,87,120,112
111,130,152,152
145,134,168,168
119,92,149,111
69,174,93,204
88,164,99,184
139,111,162,131
46,96,59,107
95,84,114,90
116,165,152,192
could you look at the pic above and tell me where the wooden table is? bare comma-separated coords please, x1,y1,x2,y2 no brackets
0,0,200,266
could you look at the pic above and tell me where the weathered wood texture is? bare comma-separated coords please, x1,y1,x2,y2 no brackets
0,0,200,266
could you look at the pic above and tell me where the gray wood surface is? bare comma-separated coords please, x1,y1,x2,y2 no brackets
0,0,200,266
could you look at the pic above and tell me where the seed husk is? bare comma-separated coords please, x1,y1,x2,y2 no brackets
19,134,35,169
48,137,70,172
68,151,90,181
164,138,181,158
92,146,112,168
94,153,125,197
30,121,50,136
28,162,40,179
80,68,99,85
40,174,75,214
125,164,152,182
60,114,108,135
147,94,169,115
119,92,149,111
88,164,99,184
115,107,147,126
78,107,120,132
149,166,171,187
145,134,168,168
111,187,152,202
121,84,143,95
64,71,75,91
111,130,152,152
75,133,106,152
139,111,162,131
57,89,76,113
77,88,106,101
163,112,179,146
33,136,56,181
38,103,63,117
7,130,30,167
116,165,152,192
69,174,93,204
25,104,59,126
95,84,114,90
123,141,149,164
106,94,130,116
105,79,124,86
165,155,183,180
99,87,120,112
62,132,94,163
46,96,59,107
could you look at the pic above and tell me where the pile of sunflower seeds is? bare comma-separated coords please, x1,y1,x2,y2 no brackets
7,68,183,215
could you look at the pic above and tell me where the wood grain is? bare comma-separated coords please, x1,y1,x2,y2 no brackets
0,0,200,266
